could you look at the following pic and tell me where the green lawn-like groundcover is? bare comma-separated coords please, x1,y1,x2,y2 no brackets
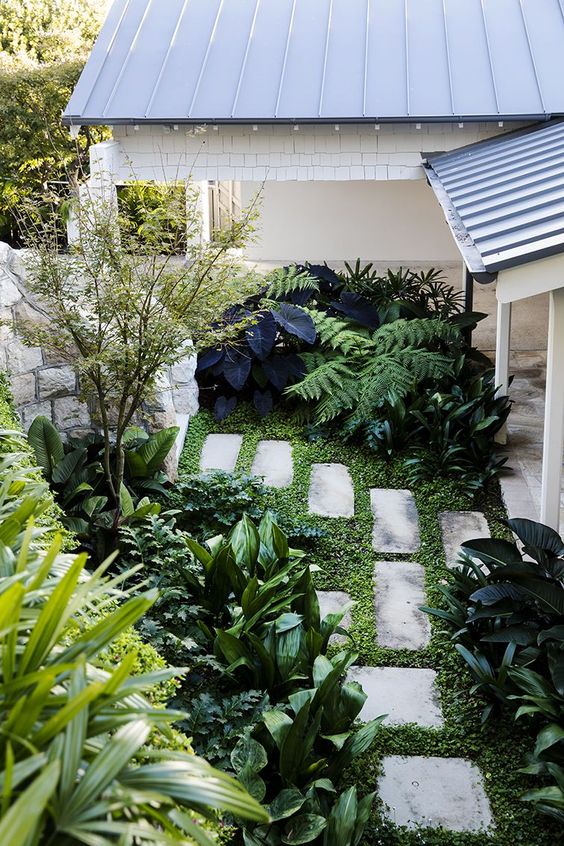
182,404,559,846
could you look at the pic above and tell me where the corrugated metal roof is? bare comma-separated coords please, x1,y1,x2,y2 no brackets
64,0,564,125
424,119,564,277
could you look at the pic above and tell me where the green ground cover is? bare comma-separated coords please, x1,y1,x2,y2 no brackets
182,405,559,846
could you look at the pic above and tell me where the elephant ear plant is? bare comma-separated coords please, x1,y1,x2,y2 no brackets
27,415,178,560
0,469,268,845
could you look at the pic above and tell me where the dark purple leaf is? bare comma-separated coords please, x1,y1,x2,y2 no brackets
252,363,269,389
246,313,277,360
305,264,342,291
331,292,381,329
271,304,316,344
197,348,225,372
223,349,252,391
254,389,273,417
262,354,305,391
214,396,237,421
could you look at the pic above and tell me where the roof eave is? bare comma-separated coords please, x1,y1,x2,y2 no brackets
61,113,554,128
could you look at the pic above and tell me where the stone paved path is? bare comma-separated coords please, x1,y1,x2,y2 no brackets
308,463,354,517
439,511,491,569
251,440,293,487
371,489,420,553
200,434,243,472
374,561,430,650
198,430,495,834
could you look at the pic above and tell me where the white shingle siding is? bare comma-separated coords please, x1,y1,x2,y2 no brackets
109,122,510,183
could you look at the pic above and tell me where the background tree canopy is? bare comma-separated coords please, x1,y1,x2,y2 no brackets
0,0,109,245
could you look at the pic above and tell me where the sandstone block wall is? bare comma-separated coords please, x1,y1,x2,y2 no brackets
0,242,198,472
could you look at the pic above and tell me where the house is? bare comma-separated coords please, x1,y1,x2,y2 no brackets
64,0,564,528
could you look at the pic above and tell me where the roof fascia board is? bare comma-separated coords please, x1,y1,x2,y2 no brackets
496,251,564,303
61,113,554,127
423,163,497,283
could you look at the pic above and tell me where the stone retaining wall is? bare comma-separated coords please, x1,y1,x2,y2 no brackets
0,242,198,472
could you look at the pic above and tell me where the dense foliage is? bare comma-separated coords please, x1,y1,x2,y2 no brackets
119,510,382,845
423,519,564,824
27,415,179,561
197,261,509,488
0,0,103,63
16,187,259,512
0,424,267,844
0,0,109,244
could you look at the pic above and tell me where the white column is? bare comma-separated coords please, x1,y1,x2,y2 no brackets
67,141,122,245
494,298,512,445
541,286,564,530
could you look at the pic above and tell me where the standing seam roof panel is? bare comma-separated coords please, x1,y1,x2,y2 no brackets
64,0,564,123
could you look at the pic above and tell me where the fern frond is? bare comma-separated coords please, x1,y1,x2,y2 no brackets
372,318,459,354
356,354,414,413
393,348,454,382
285,357,355,402
306,310,372,355
266,265,319,300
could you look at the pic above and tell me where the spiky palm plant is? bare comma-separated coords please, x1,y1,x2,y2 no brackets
0,439,268,845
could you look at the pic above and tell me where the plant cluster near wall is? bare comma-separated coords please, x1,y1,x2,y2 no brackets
0,377,267,843
197,262,510,488
27,415,180,562
15,185,260,527
119,508,382,846
423,519,564,825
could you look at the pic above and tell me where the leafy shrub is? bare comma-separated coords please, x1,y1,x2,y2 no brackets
28,416,178,560
423,518,564,823
363,369,511,489
123,512,381,844
0,473,267,844
0,59,106,245
171,470,270,536
196,261,475,422
117,181,188,253
164,470,325,546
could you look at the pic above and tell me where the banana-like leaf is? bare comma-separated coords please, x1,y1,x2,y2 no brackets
136,427,179,474
27,416,64,479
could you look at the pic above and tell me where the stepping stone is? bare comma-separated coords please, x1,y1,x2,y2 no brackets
439,511,491,569
251,440,293,488
316,590,353,644
200,434,243,472
374,561,430,650
346,666,443,727
371,489,420,554
308,463,354,517
378,755,494,832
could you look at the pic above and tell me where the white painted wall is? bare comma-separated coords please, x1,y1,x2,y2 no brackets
241,179,462,263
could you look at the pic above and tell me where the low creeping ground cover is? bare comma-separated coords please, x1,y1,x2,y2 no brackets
180,405,561,846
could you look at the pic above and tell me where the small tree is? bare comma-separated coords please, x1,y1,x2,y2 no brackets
17,179,260,506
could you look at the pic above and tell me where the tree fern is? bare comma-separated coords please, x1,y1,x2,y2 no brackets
306,310,371,354
266,266,319,300
285,354,355,402
372,318,460,354
287,315,460,424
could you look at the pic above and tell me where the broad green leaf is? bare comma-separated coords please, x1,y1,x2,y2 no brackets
28,416,64,479
282,813,326,844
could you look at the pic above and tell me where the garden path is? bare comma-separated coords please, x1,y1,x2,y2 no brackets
200,434,495,834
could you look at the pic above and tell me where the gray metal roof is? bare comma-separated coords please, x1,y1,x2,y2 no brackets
424,119,564,278
64,0,564,126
